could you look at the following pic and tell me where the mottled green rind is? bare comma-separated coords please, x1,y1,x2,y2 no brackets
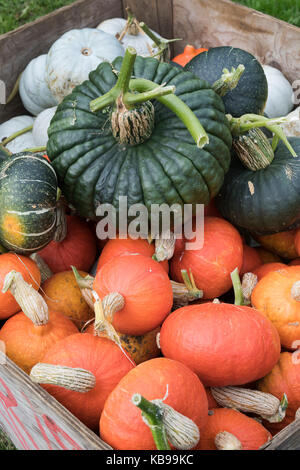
0,146,11,161
0,152,58,254
47,55,232,221
216,138,300,234
185,46,268,117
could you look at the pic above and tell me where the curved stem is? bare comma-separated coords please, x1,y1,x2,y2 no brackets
181,269,203,298
6,72,22,105
132,393,171,450
228,114,297,157
23,146,47,153
231,268,249,306
212,65,245,97
1,125,33,146
125,85,175,106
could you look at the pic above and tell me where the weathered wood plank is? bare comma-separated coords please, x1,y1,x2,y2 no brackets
0,352,111,450
0,0,123,122
261,419,300,450
173,0,300,83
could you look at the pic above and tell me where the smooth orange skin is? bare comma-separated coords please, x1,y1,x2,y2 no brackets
39,215,97,273
205,387,219,409
253,230,298,260
160,302,281,387
42,270,94,328
170,217,243,299
0,253,41,320
251,266,300,349
85,324,160,365
258,352,300,435
240,245,262,276
40,334,134,431
96,237,168,274
253,262,287,281
197,408,271,450
289,258,300,266
93,254,173,335
0,311,78,374
100,357,208,450
256,247,282,264
172,45,208,66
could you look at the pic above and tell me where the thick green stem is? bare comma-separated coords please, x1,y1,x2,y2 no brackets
139,21,181,61
228,114,297,157
23,146,47,153
132,394,171,450
231,268,249,306
6,72,22,105
181,269,203,299
212,65,245,97
90,48,209,149
1,125,33,146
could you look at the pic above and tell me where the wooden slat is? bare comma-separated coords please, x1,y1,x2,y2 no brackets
173,0,300,83
0,353,111,450
0,0,123,122
261,419,300,450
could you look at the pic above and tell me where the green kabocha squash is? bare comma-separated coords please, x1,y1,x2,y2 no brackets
46,48,232,222
0,152,59,254
185,46,268,117
216,137,300,234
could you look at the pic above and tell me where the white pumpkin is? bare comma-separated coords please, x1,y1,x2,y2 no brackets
33,106,57,147
263,65,294,118
281,106,300,137
19,55,58,116
0,115,35,153
97,17,164,57
45,28,125,103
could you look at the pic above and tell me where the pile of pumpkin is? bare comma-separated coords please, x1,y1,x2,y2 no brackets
1,9,300,451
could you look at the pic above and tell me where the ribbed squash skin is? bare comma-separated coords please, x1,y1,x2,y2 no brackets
0,152,58,254
216,138,300,234
47,56,232,221
185,46,268,117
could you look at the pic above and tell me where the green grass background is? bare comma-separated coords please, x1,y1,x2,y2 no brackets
0,0,299,451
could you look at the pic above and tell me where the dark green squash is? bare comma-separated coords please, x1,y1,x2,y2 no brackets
216,137,300,234
0,145,11,161
0,152,58,254
46,52,232,222
185,46,268,117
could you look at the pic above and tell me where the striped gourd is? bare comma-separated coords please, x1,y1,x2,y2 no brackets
0,152,58,254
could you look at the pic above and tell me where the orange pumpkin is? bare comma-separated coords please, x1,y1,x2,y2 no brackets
197,408,271,450
205,387,219,409
42,270,94,328
96,237,168,274
253,230,298,260
31,333,134,431
39,215,98,273
257,352,300,435
93,254,173,335
172,45,208,67
100,357,208,450
0,253,41,320
159,302,280,386
256,247,282,264
170,217,243,299
253,262,287,281
251,266,300,349
240,245,262,276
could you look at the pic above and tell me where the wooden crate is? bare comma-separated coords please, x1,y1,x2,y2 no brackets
0,0,300,450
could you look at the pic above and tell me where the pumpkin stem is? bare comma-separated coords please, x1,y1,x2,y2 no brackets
138,22,181,62
212,65,245,97
227,113,297,157
233,128,275,171
2,270,49,326
153,231,175,262
72,266,95,309
231,267,249,306
30,253,53,283
5,72,22,105
23,146,47,153
30,363,96,393
211,387,288,424
90,48,209,149
241,272,258,303
132,393,171,450
291,281,300,301
215,431,243,450
1,125,33,147
53,202,67,243
171,269,203,309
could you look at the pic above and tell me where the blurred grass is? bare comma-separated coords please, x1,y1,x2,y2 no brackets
0,0,77,35
232,0,300,27
0,428,16,450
